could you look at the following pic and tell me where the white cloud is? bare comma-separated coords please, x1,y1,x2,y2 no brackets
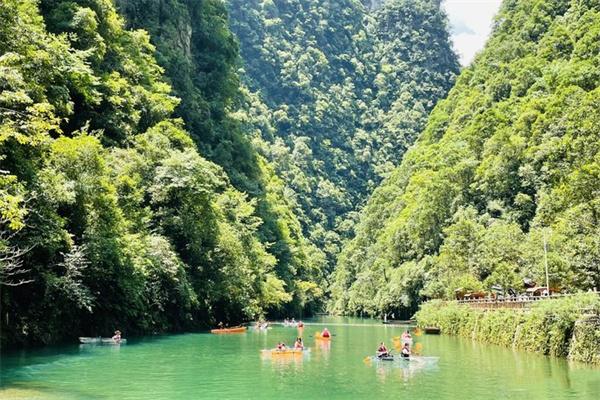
443,0,503,66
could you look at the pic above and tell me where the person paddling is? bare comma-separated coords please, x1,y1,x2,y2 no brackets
321,327,331,338
400,342,410,358
377,342,389,358
112,330,122,342
294,337,304,350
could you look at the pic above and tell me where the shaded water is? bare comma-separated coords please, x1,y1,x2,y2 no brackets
1,317,599,399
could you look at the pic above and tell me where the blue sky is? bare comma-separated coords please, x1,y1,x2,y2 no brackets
442,0,503,65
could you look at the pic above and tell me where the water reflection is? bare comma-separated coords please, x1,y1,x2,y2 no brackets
372,359,436,383
260,349,309,371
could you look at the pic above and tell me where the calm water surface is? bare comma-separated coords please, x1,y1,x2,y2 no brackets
1,317,599,399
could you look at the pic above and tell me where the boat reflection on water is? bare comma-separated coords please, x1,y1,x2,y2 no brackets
260,349,310,370
314,338,331,361
79,343,123,354
367,356,439,383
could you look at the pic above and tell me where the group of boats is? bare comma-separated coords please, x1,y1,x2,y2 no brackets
209,321,438,365
83,321,437,366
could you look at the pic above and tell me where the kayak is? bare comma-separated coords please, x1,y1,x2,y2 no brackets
79,337,126,344
314,332,331,340
262,348,310,356
102,338,127,344
79,337,101,344
210,326,247,334
370,355,438,363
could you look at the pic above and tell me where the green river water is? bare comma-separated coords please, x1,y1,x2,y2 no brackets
1,317,599,399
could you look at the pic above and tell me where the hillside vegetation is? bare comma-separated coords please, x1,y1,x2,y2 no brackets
331,0,600,317
0,0,317,346
415,294,600,364
227,0,459,267
0,0,459,346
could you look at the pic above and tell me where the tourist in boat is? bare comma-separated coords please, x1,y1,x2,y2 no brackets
400,343,410,358
321,327,331,338
112,330,122,342
294,337,304,350
401,330,412,345
377,342,389,358
297,320,304,328
276,342,287,351
217,321,224,329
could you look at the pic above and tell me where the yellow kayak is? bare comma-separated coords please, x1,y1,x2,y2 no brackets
262,348,309,356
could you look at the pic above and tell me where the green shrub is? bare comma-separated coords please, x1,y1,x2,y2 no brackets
415,293,600,363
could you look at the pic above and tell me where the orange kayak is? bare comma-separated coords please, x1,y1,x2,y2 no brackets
314,332,331,340
210,326,247,334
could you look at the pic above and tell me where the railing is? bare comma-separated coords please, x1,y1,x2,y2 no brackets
456,291,600,310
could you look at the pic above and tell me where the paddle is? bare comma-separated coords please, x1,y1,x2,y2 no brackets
412,342,423,356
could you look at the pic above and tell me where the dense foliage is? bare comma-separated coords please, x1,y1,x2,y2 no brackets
227,0,459,268
332,0,600,317
415,294,600,363
114,0,326,316
0,0,318,347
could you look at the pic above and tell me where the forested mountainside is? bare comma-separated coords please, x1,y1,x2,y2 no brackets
331,0,600,317
0,0,320,347
227,0,459,267
115,0,325,318
0,0,459,347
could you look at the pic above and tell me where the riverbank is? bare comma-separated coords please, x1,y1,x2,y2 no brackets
414,293,600,364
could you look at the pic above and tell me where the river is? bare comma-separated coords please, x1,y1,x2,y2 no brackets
1,317,598,399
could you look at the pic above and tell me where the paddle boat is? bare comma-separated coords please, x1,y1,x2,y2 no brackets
210,326,247,334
